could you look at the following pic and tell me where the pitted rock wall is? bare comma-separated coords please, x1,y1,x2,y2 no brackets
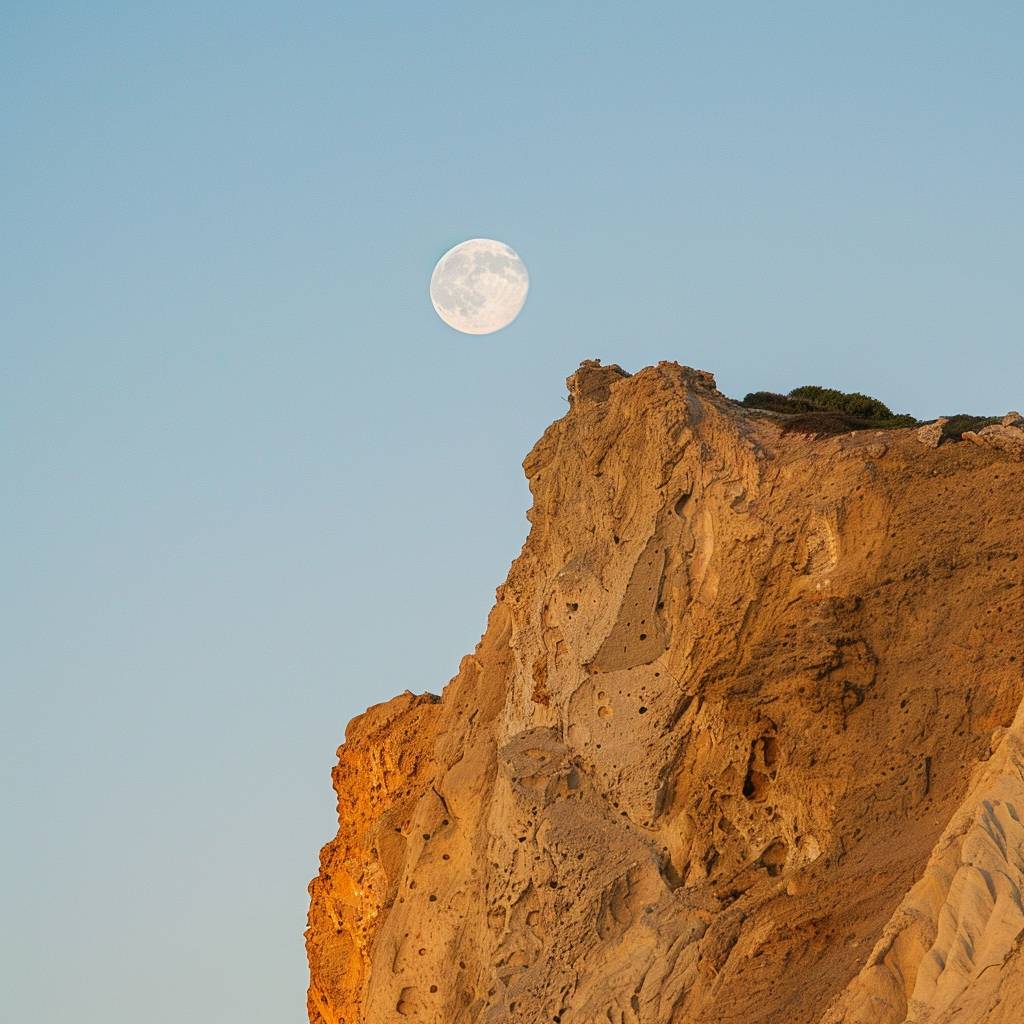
307,361,1024,1024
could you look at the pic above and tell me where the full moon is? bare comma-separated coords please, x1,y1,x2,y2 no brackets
429,238,529,335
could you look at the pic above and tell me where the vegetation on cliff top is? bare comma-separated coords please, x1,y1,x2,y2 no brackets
934,413,1002,440
740,386,997,438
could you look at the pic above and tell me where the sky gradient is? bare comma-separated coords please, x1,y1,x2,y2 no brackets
2,3,1022,1021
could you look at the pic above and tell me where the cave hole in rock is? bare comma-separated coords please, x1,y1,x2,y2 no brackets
742,733,778,801
704,846,720,874
743,770,768,801
760,839,788,877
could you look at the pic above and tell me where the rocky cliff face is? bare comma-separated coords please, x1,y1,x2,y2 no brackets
306,361,1024,1024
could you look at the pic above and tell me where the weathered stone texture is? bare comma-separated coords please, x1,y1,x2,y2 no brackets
307,361,1024,1024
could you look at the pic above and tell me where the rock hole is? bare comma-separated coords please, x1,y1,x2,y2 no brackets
704,846,720,875
760,839,788,877
743,769,769,802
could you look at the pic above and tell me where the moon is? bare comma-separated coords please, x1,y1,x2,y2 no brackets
429,238,529,335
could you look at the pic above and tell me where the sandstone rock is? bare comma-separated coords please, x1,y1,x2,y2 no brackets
915,418,947,448
566,358,630,405
1001,410,1023,427
821,702,1024,1024
307,362,1024,1024
963,423,1024,460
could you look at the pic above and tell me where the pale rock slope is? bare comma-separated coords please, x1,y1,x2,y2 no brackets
306,361,1024,1024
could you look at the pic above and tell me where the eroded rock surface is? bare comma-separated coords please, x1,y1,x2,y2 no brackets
916,419,947,449
963,423,1024,460
307,361,1024,1024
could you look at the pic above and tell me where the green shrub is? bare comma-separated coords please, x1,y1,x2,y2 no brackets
787,385,901,421
740,391,820,415
740,385,916,434
739,384,1002,439
937,414,1001,440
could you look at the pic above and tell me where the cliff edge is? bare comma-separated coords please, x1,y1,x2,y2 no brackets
306,361,1024,1024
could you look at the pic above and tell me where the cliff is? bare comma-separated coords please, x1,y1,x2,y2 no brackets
306,361,1024,1024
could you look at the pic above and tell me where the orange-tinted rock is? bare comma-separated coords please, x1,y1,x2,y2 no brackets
916,418,947,448
963,422,1024,460
307,361,1024,1024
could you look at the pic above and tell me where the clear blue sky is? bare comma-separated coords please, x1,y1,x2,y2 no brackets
2,3,1021,1021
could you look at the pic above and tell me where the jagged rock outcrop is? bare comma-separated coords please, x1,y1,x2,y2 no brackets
963,423,1024,460
307,361,1024,1024
915,419,948,449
